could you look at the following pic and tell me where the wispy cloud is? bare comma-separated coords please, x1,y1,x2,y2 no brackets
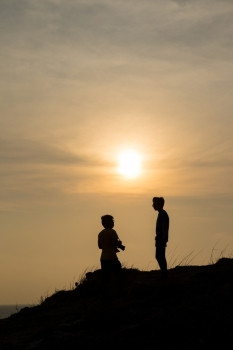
0,136,112,207
0,138,87,165
1,0,233,202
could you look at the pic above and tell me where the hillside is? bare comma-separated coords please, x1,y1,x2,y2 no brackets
0,258,233,349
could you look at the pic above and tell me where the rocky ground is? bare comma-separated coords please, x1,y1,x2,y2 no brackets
0,257,232,349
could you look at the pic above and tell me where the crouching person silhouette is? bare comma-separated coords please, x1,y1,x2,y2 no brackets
98,214,125,297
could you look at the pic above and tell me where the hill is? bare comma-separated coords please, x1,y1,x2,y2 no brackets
0,258,233,349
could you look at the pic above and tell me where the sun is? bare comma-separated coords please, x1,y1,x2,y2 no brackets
117,149,142,179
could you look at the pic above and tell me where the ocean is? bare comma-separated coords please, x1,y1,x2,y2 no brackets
0,305,33,319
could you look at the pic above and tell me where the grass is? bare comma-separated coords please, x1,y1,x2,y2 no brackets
36,247,233,307
1,255,232,348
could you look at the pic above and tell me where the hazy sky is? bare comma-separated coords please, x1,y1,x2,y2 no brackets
1,0,233,304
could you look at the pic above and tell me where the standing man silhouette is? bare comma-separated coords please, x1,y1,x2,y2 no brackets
152,197,169,278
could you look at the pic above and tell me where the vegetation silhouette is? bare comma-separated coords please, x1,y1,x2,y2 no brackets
0,257,233,349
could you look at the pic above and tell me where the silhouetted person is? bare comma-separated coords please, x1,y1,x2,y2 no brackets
98,214,125,297
152,197,169,278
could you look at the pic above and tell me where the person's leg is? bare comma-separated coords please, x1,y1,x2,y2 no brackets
113,260,124,295
100,260,111,296
156,245,168,278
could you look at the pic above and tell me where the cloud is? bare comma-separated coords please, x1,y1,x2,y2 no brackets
0,138,86,165
1,0,233,106
1,1,233,64
1,0,233,203
0,136,113,208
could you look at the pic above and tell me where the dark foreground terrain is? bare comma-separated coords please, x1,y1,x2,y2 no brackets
0,258,233,349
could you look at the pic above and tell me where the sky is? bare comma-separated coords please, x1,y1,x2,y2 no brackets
1,0,233,305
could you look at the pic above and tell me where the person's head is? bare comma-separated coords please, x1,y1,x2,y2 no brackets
101,214,114,229
152,197,165,211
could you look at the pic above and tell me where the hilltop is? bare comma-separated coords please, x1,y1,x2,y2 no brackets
0,258,232,349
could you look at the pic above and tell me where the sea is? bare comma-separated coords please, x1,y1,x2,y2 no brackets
0,305,33,319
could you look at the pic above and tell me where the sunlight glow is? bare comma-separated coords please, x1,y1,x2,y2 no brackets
117,150,142,179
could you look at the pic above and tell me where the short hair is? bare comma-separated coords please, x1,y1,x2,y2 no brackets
153,197,165,207
101,214,114,228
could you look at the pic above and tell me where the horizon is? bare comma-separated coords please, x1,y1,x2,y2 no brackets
1,0,233,305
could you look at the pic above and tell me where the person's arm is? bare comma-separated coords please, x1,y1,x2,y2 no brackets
113,231,125,251
161,212,169,243
162,221,169,243
116,235,125,251
98,235,102,249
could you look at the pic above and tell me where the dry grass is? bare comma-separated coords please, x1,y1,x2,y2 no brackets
0,256,232,349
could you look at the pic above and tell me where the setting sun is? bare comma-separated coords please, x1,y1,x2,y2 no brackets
117,149,142,179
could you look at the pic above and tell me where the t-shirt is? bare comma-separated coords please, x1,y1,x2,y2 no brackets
155,209,169,245
98,228,120,260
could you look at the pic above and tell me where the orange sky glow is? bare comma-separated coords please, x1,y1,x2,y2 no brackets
0,0,233,305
